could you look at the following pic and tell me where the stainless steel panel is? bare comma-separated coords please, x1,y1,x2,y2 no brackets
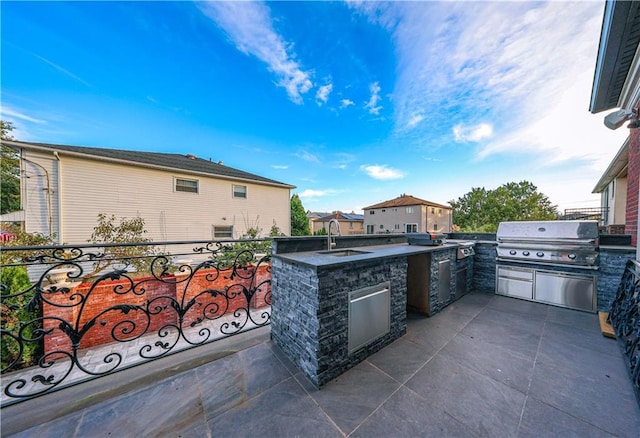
534,271,596,313
497,266,533,281
497,277,533,299
348,282,390,354
438,259,451,302
496,220,599,242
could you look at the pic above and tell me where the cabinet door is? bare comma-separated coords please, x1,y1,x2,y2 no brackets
534,271,595,312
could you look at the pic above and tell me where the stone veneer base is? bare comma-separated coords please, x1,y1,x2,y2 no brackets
271,256,407,388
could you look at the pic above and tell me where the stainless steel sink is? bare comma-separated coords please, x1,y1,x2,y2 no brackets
318,249,371,257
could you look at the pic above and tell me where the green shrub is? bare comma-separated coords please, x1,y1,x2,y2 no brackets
1,265,41,371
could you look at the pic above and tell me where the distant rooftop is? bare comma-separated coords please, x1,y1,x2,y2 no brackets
364,194,451,210
4,140,295,189
315,212,364,222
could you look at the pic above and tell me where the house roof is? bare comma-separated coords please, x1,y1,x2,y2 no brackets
315,212,364,222
592,137,629,193
307,211,332,218
363,194,451,210
4,140,295,189
590,1,640,113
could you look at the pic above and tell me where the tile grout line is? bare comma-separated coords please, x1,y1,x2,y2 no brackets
348,302,491,437
515,304,548,436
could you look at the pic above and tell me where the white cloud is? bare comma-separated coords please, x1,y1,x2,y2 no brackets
271,164,289,169
453,123,493,143
298,189,335,198
406,113,424,129
360,164,405,180
364,82,382,115
199,1,313,104
340,99,355,109
316,83,333,106
1,107,47,124
295,150,320,163
352,1,610,167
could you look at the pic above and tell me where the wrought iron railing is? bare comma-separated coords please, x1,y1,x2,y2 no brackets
0,239,272,406
561,207,608,225
608,259,640,406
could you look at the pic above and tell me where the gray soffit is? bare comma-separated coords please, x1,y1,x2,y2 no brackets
590,1,640,113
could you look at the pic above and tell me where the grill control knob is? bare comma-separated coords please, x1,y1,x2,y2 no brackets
568,254,576,260
536,252,544,257
522,251,530,256
509,250,516,255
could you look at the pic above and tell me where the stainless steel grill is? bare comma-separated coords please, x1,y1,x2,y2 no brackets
495,220,599,313
496,220,599,267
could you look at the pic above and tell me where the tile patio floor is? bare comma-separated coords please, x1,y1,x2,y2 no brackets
4,292,640,437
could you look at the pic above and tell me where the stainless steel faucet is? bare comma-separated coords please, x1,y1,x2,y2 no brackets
327,218,342,250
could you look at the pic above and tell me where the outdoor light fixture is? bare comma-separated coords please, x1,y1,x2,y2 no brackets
604,108,636,129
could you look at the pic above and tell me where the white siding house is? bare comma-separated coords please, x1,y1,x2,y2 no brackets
5,140,294,244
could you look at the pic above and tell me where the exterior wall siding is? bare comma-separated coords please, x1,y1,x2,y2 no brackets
363,205,452,234
614,177,628,224
23,151,291,244
21,151,60,239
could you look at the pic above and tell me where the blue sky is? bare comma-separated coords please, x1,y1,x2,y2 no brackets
1,1,629,214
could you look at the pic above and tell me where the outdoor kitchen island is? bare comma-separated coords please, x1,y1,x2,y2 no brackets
270,235,461,388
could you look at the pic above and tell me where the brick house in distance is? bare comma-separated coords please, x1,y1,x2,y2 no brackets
363,194,452,234
590,1,640,251
1,140,295,243
311,212,365,235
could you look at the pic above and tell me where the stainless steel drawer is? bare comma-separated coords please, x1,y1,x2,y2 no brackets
497,277,533,299
497,266,533,281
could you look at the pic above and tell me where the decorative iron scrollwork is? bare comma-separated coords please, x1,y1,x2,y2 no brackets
609,259,640,407
1,239,272,405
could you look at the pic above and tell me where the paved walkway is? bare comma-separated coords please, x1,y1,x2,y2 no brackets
4,293,640,437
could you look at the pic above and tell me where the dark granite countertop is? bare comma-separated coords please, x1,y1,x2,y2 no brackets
599,245,636,252
273,242,459,269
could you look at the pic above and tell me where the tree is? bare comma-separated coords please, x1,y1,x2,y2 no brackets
450,181,558,232
290,194,310,236
1,121,20,215
87,213,156,277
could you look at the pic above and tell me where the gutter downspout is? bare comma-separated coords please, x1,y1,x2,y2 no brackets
20,152,54,237
53,151,62,243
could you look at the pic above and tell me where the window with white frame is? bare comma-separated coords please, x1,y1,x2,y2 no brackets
233,185,247,199
213,225,233,239
406,207,414,214
366,225,375,234
394,224,400,230
369,210,375,215
406,223,417,233
175,178,198,193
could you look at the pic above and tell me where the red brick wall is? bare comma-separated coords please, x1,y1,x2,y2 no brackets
43,264,271,356
626,127,640,246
